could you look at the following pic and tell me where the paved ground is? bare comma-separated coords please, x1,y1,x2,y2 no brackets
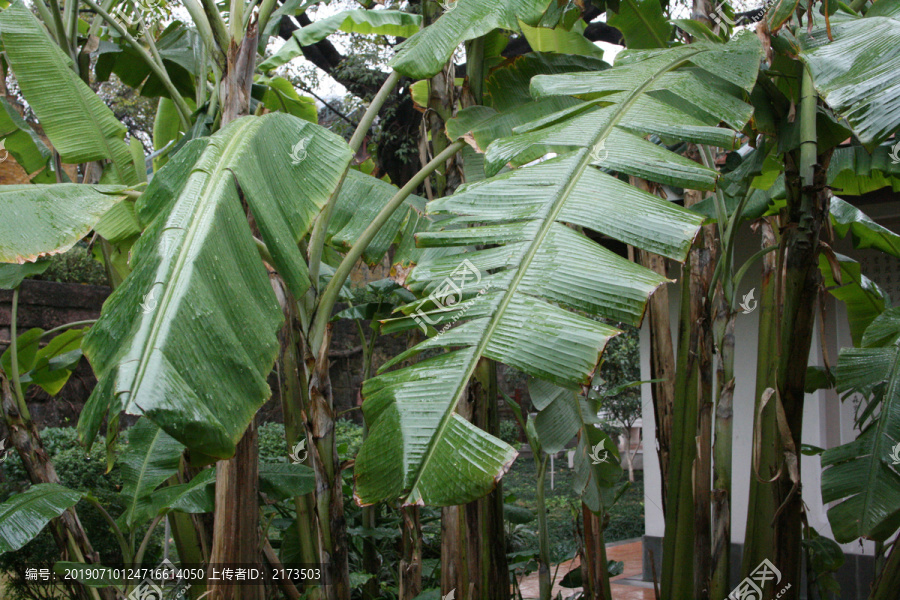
516,539,657,599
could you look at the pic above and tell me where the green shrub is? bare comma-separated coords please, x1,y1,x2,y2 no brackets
34,243,108,286
258,422,288,463
334,419,363,459
498,419,521,446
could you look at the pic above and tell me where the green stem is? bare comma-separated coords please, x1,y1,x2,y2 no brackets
9,288,29,419
309,139,466,356
83,496,133,565
133,514,165,569
64,533,104,600
181,0,223,65
47,0,72,59
86,0,115,38
64,0,79,55
257,0,279,36
661,253,698,599
81,0,193,130
799,66,818,190
307,70,402,289
201,0,230,53
229,0,244,41
869,535,900,600
32,0,62,47
535,454,551,600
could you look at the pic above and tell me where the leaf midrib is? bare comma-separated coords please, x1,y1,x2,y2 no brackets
403,48,702,504
124,118,261,424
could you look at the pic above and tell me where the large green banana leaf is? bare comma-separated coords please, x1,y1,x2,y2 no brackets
389,0,552,80
800,5,900,146
79,113,351,459
821,307,900,542
0,1,139,185
0,484,83,554
355,34,762,507
0,185,125,263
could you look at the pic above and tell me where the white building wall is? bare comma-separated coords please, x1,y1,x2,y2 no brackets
639,203,900,557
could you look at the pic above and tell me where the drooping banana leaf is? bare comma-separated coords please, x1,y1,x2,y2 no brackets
827,142,900,196
800,7,900,146
259,9,422,71
819,253,889,347
530,378,622,513
355,34,762,507
830,196,900,258
0,185,125,264
79,113,351,459
389,0,553,80
326,170,426,267
0,484,84,554
95,22,203,100
0,1,139,185
821,307,900,542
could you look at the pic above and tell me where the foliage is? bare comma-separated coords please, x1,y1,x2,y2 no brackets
33,243,109,287
502,460,644,563
0,428,162,600
498,419,521,447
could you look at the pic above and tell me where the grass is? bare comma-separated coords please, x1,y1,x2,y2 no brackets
502,451,645,564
